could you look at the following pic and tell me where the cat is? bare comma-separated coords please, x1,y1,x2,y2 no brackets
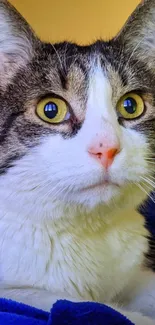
0,0,155,324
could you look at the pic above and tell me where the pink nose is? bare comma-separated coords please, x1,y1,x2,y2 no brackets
88,140,120,169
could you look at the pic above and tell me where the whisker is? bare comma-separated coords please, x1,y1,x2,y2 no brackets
141,176,155,187
141,180,154,192
63,42,69,73
136,183,155,204
51,44,66,78
118,45,125,75
126,38,143,68
148,175,155,180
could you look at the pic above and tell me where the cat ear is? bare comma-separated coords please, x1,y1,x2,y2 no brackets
116,0,155,68
0,0,38,80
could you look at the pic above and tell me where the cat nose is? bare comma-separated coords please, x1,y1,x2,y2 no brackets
88,138,120,169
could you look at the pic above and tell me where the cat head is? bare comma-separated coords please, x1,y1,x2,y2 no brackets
0,0,154,221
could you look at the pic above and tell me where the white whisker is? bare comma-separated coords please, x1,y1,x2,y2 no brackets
126,38,143,68
118,45,125,75
51,44,66,78
141,181,154,192
148,175,155,181
136,183,155,204
141,176,155,187
63,42,69,73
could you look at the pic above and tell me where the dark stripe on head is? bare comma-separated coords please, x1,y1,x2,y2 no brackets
0,112,23,145
0,153,23,175
58,69,68,90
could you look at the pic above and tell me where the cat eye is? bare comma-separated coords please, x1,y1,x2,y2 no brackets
36,97,70,124
116,93,144,120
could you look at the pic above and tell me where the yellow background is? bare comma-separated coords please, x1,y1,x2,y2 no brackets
10,0,140,43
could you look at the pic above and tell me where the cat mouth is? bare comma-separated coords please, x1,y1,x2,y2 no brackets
81,180,120,191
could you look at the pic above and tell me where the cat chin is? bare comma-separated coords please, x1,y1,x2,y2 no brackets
55,182,148,220
69,183,121,209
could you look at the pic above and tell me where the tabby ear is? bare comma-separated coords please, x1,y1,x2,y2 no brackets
0,0,38,82
116,0,155,68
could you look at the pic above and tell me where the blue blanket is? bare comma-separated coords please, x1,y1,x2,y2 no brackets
0,299,134,325
0,195,154,325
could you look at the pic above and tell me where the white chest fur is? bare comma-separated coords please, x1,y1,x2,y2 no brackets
0,209,148,304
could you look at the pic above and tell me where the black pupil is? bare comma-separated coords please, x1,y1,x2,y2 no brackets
44,102,58,119
123,97,137,114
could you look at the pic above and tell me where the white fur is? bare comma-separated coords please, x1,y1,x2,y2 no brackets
0,63,155,324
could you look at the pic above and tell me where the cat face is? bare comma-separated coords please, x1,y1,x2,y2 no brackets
0,0,154,220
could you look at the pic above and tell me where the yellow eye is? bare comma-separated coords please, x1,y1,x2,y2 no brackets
117,93,144,120
36,97,69,124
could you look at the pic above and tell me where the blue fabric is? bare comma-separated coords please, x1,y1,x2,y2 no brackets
0,194,154,325
0,299,134,325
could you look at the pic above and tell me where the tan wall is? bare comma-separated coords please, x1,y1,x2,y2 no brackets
10,0,140,43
